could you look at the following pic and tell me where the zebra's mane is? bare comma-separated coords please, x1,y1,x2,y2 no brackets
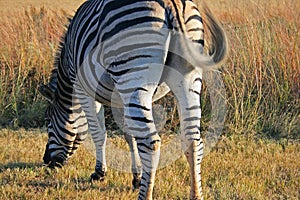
48,17,72,93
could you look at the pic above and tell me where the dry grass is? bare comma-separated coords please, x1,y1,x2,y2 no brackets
200,0,300,139
0,0,84,14
0,129,299,199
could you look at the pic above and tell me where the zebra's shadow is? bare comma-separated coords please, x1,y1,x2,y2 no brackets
0,162,43,173
0,162,134,194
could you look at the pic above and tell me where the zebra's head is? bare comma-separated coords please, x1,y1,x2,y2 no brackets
38,83,66,168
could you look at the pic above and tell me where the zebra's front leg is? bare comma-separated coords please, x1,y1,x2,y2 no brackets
77,92,107,182
91,102,108,181
124,133,143,190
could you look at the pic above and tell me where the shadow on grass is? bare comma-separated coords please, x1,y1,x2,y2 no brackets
0,161,134,194
71,176,133,192
0,162,43,172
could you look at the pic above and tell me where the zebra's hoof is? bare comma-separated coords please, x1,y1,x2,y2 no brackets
132,176,141,190
48,156,66,169
90,171,106,182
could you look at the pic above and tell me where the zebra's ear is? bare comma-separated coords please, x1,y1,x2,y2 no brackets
38,84,55,103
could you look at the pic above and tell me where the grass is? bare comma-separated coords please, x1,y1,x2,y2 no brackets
0,129,299,199
0,0,299,199
0,0,85,14
202,0,300,139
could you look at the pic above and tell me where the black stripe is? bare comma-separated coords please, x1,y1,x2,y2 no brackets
185,15,203,24
184,117,201,122
194,77,202,83
49,130,74,145
105,42,160,59
100,0,147,22
57,67,73,93
125,116,153,123
125,103,151,111
150,139,160,144
118,87,148,94
100,0,165,27
127,126,150,132
110,55,152,67
79,21,99,65
185,131,200,136
52,119,76,139
192,39,204,46
52,106,69,123
135,132,158,139
55,97,73,115
94,92,111,104
186,105,201,111
187,27,204,32
102,16,165,42
188,138,202,141
137,148,147,154
137,142,153,151
189,89,201,96
51,112,76,137
170,0,184,32
185,125,201,131
99,29,164,49
191,5,199,12
76,121,88,129
102,7,154,30
107,66,148,77
97,80,113,92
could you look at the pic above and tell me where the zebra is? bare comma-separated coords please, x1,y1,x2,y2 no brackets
38,0,228,199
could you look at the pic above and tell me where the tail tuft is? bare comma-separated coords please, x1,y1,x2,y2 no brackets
200,2,228,67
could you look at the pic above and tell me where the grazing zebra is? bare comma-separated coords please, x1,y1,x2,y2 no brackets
39,0,228,199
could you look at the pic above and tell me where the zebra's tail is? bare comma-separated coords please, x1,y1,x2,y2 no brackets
177,2,228,71
201,2,228,67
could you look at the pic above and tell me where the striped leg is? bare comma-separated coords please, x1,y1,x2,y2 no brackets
76,88,108,181
124,133,143,190
164,68,204,200
116,80,161,200
111,107,143,189
69,108,89,158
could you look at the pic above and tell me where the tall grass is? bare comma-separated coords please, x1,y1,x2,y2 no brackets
0,7,68,127
200,0,300,139
0,0,299,139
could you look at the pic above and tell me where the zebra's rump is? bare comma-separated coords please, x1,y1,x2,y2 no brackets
91,71,170,107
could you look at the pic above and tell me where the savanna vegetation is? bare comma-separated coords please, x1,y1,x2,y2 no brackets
0,0,299,199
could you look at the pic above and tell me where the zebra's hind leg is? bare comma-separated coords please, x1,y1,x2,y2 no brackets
135,135,161,199
119,84,161,200
164,69,204,200
124,133,142,190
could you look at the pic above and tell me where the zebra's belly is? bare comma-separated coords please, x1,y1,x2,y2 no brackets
95,72,170,107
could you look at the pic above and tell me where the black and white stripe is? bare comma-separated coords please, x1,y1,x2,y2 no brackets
39,0,228,199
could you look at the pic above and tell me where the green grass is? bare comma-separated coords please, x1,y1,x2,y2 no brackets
0,129,299,199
